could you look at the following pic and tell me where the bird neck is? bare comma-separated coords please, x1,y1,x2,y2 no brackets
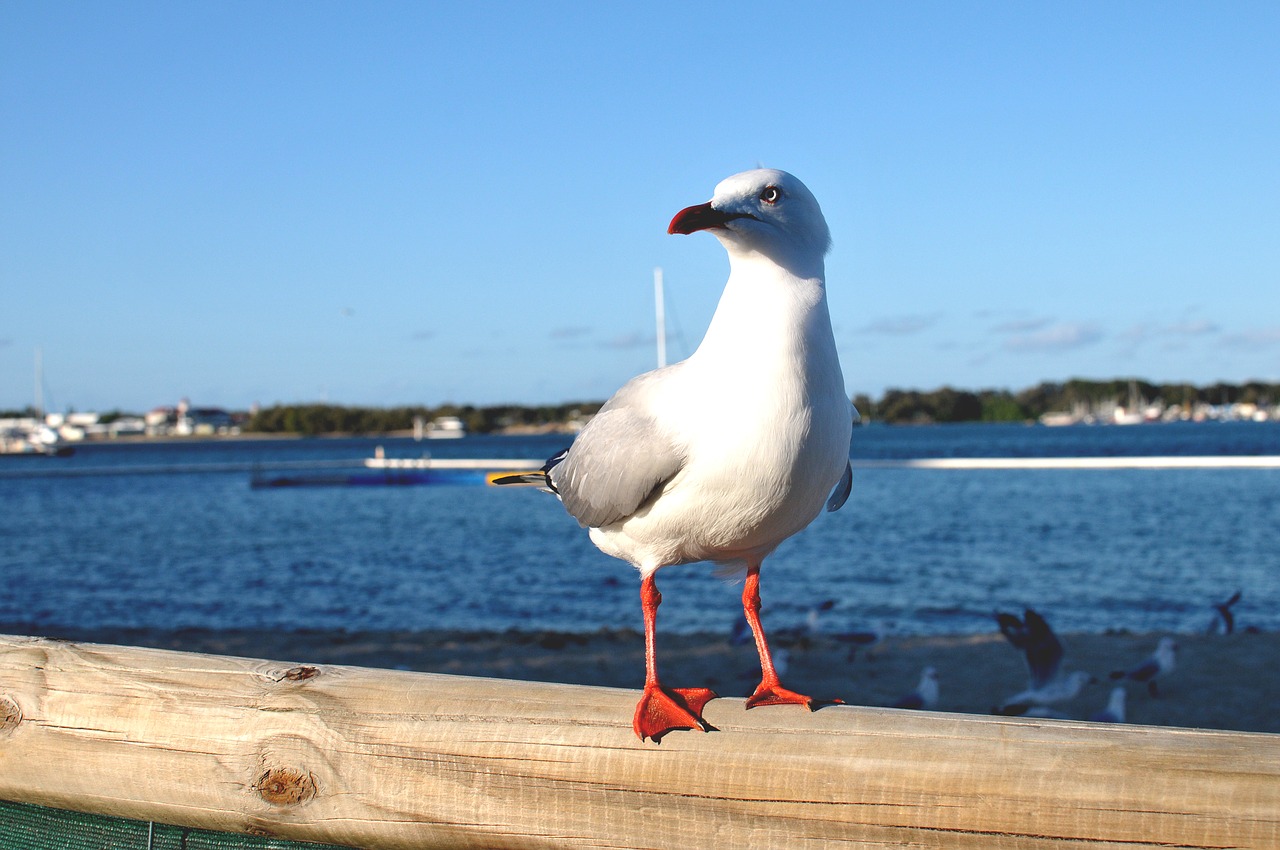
692,253,833,370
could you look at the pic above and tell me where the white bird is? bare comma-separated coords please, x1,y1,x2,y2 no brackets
994,670,1094,716
892,666,940,710
494,169,854,741
1110,636,1178,697
1088,686,1127,723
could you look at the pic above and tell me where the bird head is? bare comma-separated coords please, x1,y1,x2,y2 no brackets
668,169,831,276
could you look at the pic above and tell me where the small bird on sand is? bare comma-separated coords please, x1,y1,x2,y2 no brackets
1088,686,1127,723
1110,636,1178,697
494,169,854,742
892,666,939,710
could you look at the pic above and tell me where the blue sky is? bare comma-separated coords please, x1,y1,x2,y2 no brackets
3,2,1278,413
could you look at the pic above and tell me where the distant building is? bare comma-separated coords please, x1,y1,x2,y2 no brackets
144,401,239,436
175,407,236,436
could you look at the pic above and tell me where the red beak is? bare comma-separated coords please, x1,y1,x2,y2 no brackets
667,202,753,235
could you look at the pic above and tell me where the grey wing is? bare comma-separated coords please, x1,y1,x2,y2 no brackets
826,460,853,512
548,382,684,529
1127,659,1160,682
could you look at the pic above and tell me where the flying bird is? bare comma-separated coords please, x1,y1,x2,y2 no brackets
494,169,854,741
1207,589,1242,635
892,666,939,711
993,608,1091,716
1110,636,1178,696
994,670,1094,716
996,607,1065,690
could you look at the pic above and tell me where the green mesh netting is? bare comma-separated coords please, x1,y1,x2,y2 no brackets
0,799,355,850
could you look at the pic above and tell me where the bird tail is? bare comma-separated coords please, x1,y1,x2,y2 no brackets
487,470,549,487
487,448,569,489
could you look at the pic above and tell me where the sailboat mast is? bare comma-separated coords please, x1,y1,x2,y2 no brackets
34,347,43,418
654,267,666,369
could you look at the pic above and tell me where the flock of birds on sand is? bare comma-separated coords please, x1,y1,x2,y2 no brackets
991,608,1176,723
725,591,1245,725
498,167,1249,742
978,590,1243,723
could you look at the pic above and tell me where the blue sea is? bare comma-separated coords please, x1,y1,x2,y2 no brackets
2,422,1278,638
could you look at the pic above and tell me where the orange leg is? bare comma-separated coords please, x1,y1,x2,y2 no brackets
742,562,814,710
632,574,717,742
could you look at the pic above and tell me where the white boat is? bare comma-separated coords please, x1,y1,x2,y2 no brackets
414,415,467,440
1038,411,1078,427
0,421,74,456
364,446,540,472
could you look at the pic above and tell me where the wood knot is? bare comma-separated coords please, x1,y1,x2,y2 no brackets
282,665,320,681
254,767,317,806
0,695,21,735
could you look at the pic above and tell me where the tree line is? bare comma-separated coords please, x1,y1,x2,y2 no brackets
244,402,604,436
14,378,1272,434
855,379,1280,425
237,379,1279,434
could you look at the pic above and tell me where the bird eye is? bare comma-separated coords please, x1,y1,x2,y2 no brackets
760,186,782,205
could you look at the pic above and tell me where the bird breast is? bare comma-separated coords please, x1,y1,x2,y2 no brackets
593,269,851,569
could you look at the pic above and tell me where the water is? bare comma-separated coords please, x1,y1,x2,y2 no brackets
2,423,1278,637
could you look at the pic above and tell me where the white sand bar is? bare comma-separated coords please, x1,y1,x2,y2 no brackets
855,455,1280,469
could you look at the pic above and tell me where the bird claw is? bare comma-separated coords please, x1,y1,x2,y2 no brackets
745,682,815,710
633,685,718,742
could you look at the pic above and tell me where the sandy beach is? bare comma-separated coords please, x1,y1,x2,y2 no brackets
5,623,1274,735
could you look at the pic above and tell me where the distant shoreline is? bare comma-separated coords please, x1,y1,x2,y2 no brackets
19,416,1280,449
27,424,581,447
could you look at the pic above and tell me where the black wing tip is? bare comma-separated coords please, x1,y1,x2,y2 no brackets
490,472,545,487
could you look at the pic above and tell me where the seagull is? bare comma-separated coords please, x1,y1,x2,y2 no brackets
780,598,836,649
833,621,885,661
996,607,1064,690
892,666,939,710
1207,589,1242,635
1088,686,1127,723
994,670,1094,716
493,169,854,742
1110,636,1178,697
993,609,1096,717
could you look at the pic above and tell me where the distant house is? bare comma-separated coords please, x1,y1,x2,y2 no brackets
176,407,235,436
145,401,239,436
145,407,176,434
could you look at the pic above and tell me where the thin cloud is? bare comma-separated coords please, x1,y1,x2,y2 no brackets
0,338,11,349
990,316,1053,334
859,314,940,335
1114,323,1153,350
1166,319,1220,336
1220,327,1280,350
550,326,592,340
1003,322,1104,352
410,330,434,341
601,331,654,350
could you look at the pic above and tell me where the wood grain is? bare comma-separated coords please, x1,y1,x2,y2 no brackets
1,634,1276,849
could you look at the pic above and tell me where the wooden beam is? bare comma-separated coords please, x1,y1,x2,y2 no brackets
0,634,1276,849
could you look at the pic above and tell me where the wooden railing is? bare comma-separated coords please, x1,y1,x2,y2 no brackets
1,634,1277,849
